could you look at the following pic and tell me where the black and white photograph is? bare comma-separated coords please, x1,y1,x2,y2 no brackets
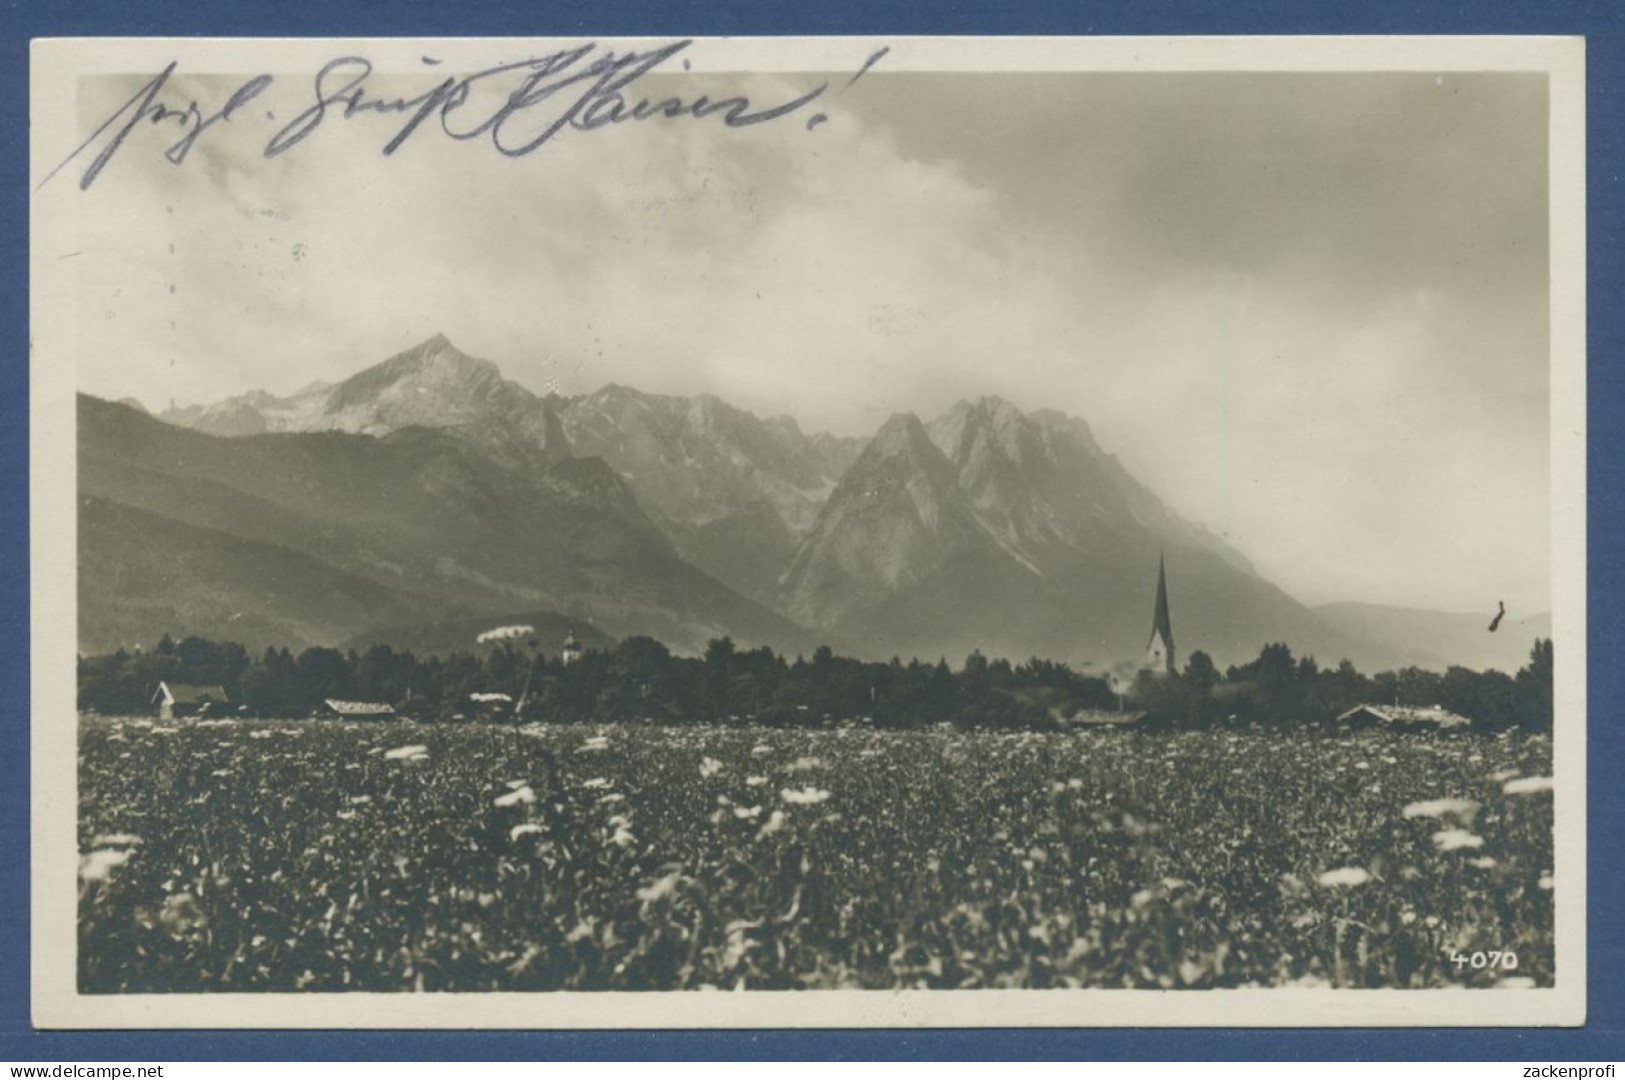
28,36,1586,1027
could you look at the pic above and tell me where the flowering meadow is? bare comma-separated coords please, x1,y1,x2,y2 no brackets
78,717,1554,991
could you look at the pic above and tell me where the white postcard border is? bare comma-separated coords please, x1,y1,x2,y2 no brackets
28,33,1588,1029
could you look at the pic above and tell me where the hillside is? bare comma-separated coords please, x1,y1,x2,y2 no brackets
78,496,437,653
81,394,801,656
339,610,616,659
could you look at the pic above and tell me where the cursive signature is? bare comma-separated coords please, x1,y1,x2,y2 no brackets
44,41,886,191
41,62,273,191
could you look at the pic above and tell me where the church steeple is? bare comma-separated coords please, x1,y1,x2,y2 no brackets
1147,553,1175,674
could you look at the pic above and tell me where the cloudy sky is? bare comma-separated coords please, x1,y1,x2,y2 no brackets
54,54,1551,616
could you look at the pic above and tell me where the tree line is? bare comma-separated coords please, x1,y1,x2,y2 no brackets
76,632,1554,734
1135,638,1552,734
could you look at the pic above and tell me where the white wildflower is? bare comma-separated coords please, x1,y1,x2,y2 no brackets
636,870,683,903
1402,797,1479,821
607,814,637,848
79,848,131,883
756,810,787,840
494,785,536,808
1317,866,1371,887
1432,828,1485,851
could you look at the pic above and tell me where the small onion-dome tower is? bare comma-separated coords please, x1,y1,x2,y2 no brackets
561,628,583,665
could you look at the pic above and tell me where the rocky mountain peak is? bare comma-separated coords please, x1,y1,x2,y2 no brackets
327,334,503,412
865,411,937,458
590,382,637,402
927,396,1029,461
1029,407,1102,452
970,394,1025,425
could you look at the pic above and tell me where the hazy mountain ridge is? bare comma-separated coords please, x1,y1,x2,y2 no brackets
83,393,799,656
556,384,863,602
131,333,1538,673
160,338,863,604
778,398,1384,669
161,380,335,437
1313,601,1552,675
559,386,855,534
924,397,1256,578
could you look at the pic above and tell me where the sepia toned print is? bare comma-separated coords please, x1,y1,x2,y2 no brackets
30,35,1586,1027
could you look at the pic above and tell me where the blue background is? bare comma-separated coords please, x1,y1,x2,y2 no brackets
3,0,1620,1061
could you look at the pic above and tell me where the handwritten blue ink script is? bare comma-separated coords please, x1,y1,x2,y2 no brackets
44,40,891,191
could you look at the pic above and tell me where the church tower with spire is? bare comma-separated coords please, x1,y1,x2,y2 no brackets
1146,554,1176,674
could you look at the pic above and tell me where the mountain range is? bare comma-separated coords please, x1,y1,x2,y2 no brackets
78,334,1543,672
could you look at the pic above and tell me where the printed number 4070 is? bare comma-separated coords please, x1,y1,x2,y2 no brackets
1451,950,1519,971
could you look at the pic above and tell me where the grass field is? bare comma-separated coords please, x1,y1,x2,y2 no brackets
77,716,1554,991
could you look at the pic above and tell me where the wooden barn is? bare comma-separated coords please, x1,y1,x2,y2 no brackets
152,682,227,721
313,699,396,720
1337,703,1471,732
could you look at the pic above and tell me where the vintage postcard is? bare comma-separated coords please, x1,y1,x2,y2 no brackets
29,35,1586,1028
